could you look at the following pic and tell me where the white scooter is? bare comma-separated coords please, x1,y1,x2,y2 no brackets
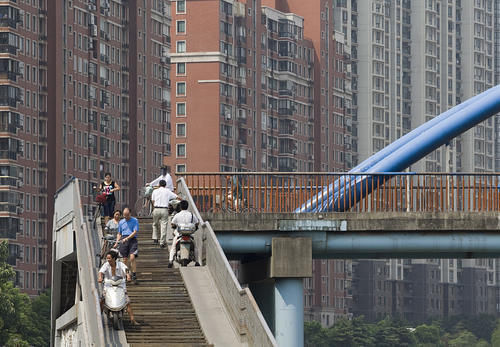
174,223,197,267
103,276,127,330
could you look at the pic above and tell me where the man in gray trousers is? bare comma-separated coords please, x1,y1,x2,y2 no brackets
151,179,178,247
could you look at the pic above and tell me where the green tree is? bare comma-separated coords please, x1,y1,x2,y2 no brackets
374,318,416,347
447,330,478,347
327,316,376,346
0,241,51,346
474,339,490,347
490,320,500,347
414,323,441,347
304,321,328,347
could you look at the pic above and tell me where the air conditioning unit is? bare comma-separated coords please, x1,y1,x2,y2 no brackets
225,113,232,120
104,80,110,87
90,24,97,37
104,151,110,158
88,41,94,50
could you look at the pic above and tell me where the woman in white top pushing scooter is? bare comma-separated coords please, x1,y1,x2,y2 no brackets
98,250,139,326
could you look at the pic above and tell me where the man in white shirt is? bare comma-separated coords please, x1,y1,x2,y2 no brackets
151,179,179,247
168,200,199,267
147,165,174,192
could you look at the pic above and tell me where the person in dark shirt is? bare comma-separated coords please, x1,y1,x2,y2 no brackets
99,172,121,224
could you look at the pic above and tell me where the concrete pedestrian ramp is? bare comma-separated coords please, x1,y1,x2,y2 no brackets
181,266,244,346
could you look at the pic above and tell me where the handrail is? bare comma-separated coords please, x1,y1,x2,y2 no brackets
178,171,500,176
179,172,500,213
176,177,277,347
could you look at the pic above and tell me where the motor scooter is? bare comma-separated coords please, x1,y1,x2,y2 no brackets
174,223,197,267
103,276,127,330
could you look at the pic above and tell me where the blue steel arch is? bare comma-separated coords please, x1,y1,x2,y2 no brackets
298,85,500,212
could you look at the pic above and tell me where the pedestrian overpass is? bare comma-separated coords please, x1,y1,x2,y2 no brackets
50,173,500,347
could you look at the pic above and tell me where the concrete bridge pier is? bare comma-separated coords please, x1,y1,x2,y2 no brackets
240,237,312,347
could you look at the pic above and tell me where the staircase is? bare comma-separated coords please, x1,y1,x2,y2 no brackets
123,217,210,346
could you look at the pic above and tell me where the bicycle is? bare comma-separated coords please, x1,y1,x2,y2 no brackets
134,195,153,217
99,234,122,261
134,186,154,217
208,193,257,213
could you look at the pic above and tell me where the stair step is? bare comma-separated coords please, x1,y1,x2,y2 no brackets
123,224,207,345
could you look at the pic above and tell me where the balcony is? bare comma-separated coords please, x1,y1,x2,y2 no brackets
0,150,17,160
0,32,18,54
0,6,20,29
0,176,18,186
278,89,293,96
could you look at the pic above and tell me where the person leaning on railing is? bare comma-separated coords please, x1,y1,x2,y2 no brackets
147,165,174,192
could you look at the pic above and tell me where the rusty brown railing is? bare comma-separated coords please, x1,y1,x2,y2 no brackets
177,172,500,213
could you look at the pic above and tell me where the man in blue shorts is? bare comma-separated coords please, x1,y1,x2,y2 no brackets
114,207,139,283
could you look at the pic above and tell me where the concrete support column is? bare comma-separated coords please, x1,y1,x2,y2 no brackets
274,278,304,347
271,237,311,347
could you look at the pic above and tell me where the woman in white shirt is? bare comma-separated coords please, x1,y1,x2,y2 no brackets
98,250,138,325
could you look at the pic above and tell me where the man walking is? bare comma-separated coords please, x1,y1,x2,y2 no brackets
114,207,139,283
151,179,178,247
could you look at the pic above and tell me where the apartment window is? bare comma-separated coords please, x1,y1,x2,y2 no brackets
176,82,186,96
176,102,186,116
176,41,186,53
176,123,186,137
177,0,186,13
176,20,186,34
176,143,186,157
176,164,186,173
177,62,186,74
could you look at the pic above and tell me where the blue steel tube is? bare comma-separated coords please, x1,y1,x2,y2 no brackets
217,232,500,258
274,278,304,347
329,85,500,212
296,87,499,213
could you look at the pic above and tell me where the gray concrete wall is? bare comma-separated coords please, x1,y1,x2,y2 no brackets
205,211,500,232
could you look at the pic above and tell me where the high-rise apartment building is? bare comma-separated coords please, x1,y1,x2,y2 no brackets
0,0,49,296
341,0,495,172
170,0,317,173
2,0,172,295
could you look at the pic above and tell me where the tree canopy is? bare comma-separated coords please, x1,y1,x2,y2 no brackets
305,314,500,347
0,241,50,346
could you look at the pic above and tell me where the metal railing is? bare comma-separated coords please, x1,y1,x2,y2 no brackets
179,172,500,213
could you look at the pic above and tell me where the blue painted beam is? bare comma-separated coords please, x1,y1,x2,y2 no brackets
217,232,500,259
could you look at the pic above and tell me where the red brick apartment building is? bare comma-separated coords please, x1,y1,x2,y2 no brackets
4,0,172,295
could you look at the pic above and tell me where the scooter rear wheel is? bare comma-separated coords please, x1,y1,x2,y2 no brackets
181,258,189,267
